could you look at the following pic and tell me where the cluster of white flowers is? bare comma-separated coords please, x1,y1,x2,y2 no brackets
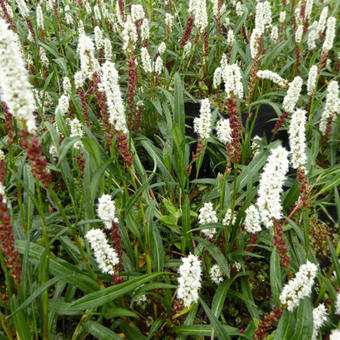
225,17,230,28
165,13,173,30
305,0,313,20
0,149,5,191
0,181,5,202
317,7,328,36
63,77,72,95
177,254,202,308
216,118,232,145
335,292,340,314
86,229,119,275
64,5,73,26
74,71,85,89
101,61,128,133
256,146,289,228
140,18,150,41
131,4,145,22
0,149,4,199
16,0,29,18
213,67,222,89
78,33,98,78
0,19,37,133
135,294,147,305
39,47,49,67
282,76,303,113
227,29,234,46
250,28,262,59
251,135,262,157
330,329,340,340
255,2,264,34
155,56,163,75
263,1,272,28
235,2,243,16
158,42,166,55
222,208,236,226
55,94,69,115
97,194,119,229
93,4,101,22
104,38,112,61
244,204,262,233
295,24,303,43
322,17,336,52
27,31,34,43
141,47,153,73
85,1,92,15
194,0,208,33
312,304,328,340
198,202,218,239
222,63,243,99
49,145,58,160
212,0,226,17
319,80,339,135
294,7,301,24
308,22,318,50
69,118,84,150
307,65,318,96
0,149,5,192
279,261,317,311
210,264,224,284
36,5,44,29
44,0,53,13
280,11,286,23
193,98,211,139
122,16,137,52
289,109,307,172
94,26,104,50
184,42,192,56
78,20,85,35
270,26,278,42
257,70,288,88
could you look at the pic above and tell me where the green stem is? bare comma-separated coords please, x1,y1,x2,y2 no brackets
36,184,49,340
303,207,310,258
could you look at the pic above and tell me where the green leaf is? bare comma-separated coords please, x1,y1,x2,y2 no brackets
104,307,138,319
16,241,99,292
211,280,232,318
328,238,340,285
174,73,185,140
151,224,164,272
199,297,231,340
7,277,59,319
211,272,250,319
274,310,294,340
270,248,282,307
177,303,199,340
292,298,313,340
146,319,163,340
194,237,230,278
90,157,114,203
163,198,178,217
9,296,31,340
56,136,81,165
71,273,163,310
83,321,123,340
120,323,146,340
182,195,193,252
173,325,245,338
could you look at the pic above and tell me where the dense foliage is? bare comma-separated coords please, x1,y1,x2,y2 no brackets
0,0,339,339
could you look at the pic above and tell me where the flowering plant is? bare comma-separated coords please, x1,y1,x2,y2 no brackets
0,0,339,339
